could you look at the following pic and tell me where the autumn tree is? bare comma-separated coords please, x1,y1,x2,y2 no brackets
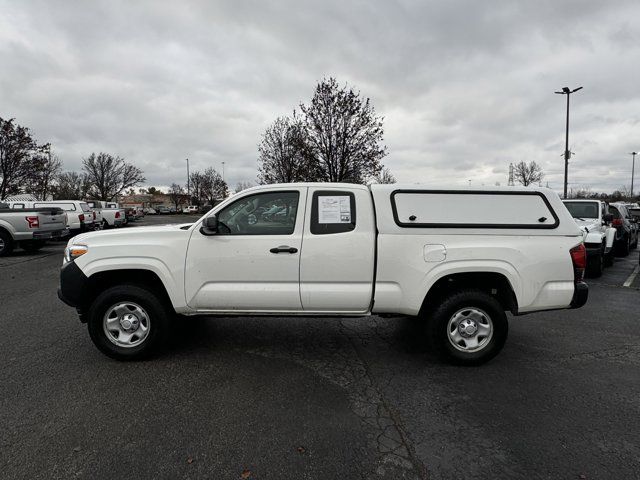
300,77,386,183
257,116,310,184
82,152,145,201
201,167,228,206
168,183,185,209
513,161,544,186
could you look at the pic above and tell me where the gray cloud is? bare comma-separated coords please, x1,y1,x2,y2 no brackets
1,0,639,193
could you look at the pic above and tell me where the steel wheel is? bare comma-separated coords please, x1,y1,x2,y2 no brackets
103,302,151,348
447,307,493,353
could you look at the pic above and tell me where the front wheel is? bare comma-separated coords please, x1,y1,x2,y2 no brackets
425,290,508,366
87,285,172,360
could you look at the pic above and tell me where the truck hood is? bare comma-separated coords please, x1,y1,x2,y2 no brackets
72,223,194,245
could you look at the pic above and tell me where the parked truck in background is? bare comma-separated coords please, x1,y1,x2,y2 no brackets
87,201,124,229
58,184,587,366
0,202,68,256
562,199,617,277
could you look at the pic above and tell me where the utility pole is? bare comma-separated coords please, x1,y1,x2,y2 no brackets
631,152,637,199
554,86,583,199
186,158,190,198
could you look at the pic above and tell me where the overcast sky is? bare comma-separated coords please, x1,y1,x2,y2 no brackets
2,0,639,193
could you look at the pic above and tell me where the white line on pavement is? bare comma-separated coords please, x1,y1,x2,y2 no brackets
623,265,640,288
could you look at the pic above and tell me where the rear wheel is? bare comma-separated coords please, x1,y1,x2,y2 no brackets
0,230,14,257
425,289,508,366
87,284,172,360
586,247,604,278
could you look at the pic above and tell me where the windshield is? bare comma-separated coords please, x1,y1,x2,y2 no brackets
563,201,598,219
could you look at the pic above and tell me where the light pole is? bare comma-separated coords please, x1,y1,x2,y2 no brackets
186,158,190,198
222,161,225,182
631,152,637,199
554,86,583,199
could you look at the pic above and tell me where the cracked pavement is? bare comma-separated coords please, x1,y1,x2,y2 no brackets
1,216,639,479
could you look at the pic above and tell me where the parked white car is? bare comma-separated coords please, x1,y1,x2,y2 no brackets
59,184,587,365
8,200,94,234
562,199,617,276
87,201,124,229
182,205,199,214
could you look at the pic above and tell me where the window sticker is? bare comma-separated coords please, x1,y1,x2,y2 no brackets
318,196,351,224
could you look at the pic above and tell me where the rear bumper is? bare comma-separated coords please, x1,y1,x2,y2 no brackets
58,261,88,309
570,282,588,309
33,228,69,240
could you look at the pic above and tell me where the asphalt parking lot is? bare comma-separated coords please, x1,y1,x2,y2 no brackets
1,216,639,480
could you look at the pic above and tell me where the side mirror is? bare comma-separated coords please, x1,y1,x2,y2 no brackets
603,213,613,224
200,215,218,236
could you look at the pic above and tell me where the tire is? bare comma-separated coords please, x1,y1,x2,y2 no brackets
20,240,45,253
425,289,508,366
604,249,614,267
586,247,604,278
0,230,14,257
617,235,630,257
87,284,172,360
632,235,638,250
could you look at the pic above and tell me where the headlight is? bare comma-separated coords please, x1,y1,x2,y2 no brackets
64,244,88,263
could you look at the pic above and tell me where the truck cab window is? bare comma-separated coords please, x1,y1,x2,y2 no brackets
310,191,356,235
216,191,299,235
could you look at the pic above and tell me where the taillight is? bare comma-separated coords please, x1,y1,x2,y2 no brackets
612,218,623,226
26,216,39,228
79,214,85,222
570,243,586,283
115,211,120,218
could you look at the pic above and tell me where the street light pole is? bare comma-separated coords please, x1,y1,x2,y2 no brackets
554,86,583,199
186,158,190,198
631,152,637,199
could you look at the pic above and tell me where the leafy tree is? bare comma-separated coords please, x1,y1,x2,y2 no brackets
257,116,310,184
0,117,38,198
189,171,204,205
168,183,186,209
23,143,62,200
146,186,160,195
201,167,227,206
300,77,386,183
82,152,145,201
513,161,544,186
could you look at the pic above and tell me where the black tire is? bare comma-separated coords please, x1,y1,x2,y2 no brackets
586,247,604,278
425,289,508,366
617,235,630,257
87,284,172,360
604,249,614,267
632,235,638,250
20,239,45,252
0,229,14,257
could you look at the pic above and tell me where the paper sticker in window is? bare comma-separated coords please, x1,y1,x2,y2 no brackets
318,196,351,224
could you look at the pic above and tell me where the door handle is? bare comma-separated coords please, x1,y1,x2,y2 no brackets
270,246,298,254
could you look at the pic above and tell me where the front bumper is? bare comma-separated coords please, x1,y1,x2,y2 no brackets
57,261,88,309
570,282,588,309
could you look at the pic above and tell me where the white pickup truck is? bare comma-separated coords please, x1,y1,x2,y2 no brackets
562,199,617,277
58,183,587,365
86,200,124,229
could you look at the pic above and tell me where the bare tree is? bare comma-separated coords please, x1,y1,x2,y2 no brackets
513,161,544,187
52,171,92,200
371,167,396,184
257,116,310,184
23,143,62,200
235,181,254,193
201,167,228,206
0,117,39,198
300,77,386,183
82,152,145,201
168,183,185,209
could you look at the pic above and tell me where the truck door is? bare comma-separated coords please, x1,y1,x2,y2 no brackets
184,188,306,312
299,187,376,313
